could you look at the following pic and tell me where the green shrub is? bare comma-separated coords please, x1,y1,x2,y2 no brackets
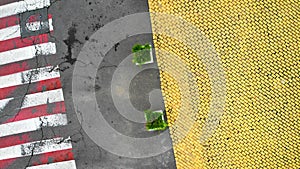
132,43,152,66
144,110,168,131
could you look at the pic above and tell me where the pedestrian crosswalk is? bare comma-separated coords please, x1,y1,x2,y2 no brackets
0,66,60,88
0,18,53,41
0,0,51,18
0,0,77,168
26,160,77,169
0,113,68,138
0,42,56,66
0,137,72,161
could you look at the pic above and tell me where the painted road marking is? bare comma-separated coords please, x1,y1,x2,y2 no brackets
0,18,53,41
26,160,77,169
0,137,72,161
0,42,56,66
0,88,64,110
0,114,68,138
0,0,76,168
0,98,12,111
0,62,30,77
0,66,60,89
0,13,51,30
0,24,20,41
0,0,51,18
0,33,49,53
3,102,66,124
0,77,62,100
0,15,19,29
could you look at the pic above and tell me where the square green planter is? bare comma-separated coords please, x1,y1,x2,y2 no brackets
132,43,153,66
144,110,168,131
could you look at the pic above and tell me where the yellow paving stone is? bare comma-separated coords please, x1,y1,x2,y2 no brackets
148,0,300,168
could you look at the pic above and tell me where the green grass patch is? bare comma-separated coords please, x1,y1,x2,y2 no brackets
132,43,152,66
144,110,168,131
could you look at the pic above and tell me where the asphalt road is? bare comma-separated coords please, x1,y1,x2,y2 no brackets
47,0,176,168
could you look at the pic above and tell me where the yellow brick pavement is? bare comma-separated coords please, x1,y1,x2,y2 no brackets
148,0,300,168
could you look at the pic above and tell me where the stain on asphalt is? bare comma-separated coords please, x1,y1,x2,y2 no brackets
95,84,101,91
114,42,120,51
91,23,103,31
46,102,56,114
63,23,81,65
115,0,125,5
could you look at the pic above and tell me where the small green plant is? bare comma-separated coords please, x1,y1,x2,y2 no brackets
132,43,152,66
144,110,168,131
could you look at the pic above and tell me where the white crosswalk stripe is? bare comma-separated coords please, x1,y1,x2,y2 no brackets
0,18,53,41
0,42,56,66
0,114,68,138
0,0,51,18
0,98,13,111
0,66,60,89
26,160,77,169
0,88,64,110
0,137,72,160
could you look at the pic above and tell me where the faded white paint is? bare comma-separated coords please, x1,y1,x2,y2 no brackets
0,24,19,41
26,160,77,169
26,19,53,31
0,137,72,161
0,0,51,18
0,98,13,112
0,42,56,66
0,114,68,138
0,66,60,89
0,18,53,41
0,88,64,110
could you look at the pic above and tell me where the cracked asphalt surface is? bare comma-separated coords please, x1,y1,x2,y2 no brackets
0,0,176,168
